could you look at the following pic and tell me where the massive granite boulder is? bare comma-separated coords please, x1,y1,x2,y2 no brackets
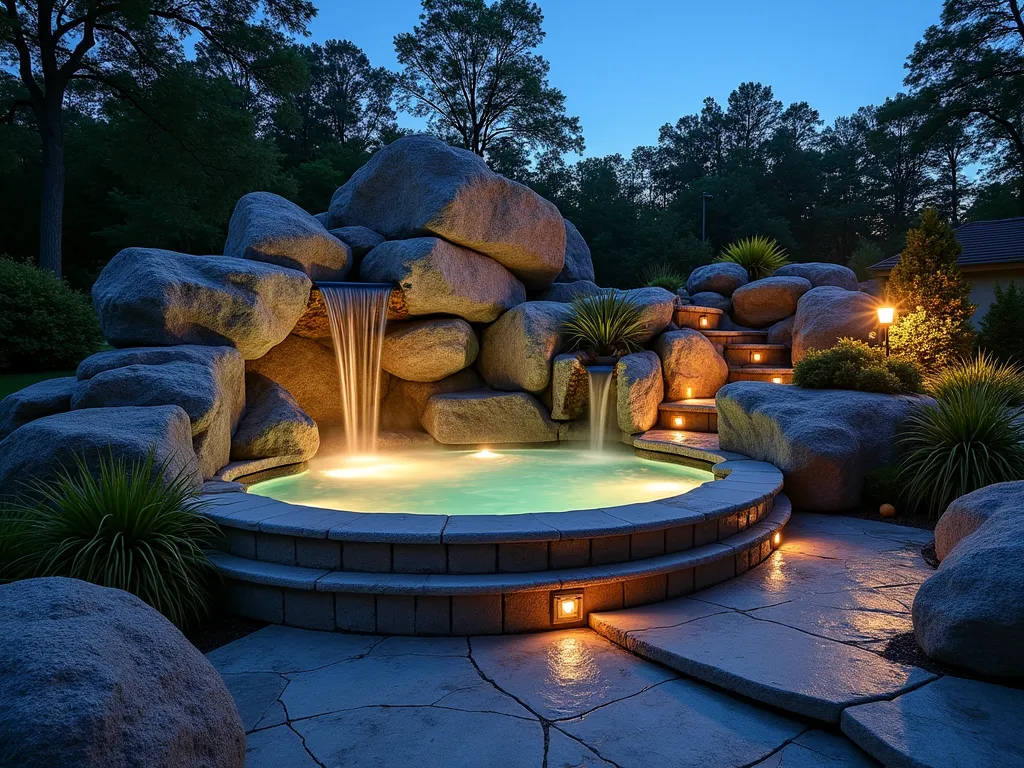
478,301,572,393
686,263,748,297
656,330,728,400
717,383,929,511
0,578,244,768
617,287,677,341
329,135,565,288
381,369,482,431
0,406,199,500
0,376,75,440
556,219,596,283
93,248,311,359
766,316,794,347
246,335,340,428
538,280,608,303
774,262,859,291
381,318,478,383
731,276,812,328
231,373,319,462
550,353,589,420
688,291,731,314
361,237,525,322
421,390,559,444
224,191,351,281
615,351,663,434
934,481,1021,561
914,483,1024,678
327,225,384,259
791,286,880,364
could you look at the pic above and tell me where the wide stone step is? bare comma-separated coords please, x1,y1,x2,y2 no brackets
727,365,793,384
674,305,724,331
657,399,718,432
700,329,768,346
723,343,790,368
208,499,791,636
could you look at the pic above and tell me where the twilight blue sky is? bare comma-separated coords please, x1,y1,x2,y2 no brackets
309,0,943,158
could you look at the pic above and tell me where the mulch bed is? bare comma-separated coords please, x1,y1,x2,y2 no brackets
186,613,266,654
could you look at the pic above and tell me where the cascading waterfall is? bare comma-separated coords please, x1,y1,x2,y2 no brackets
319,282,393,455
586,365,615,452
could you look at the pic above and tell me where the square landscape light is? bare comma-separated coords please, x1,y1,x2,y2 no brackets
771,376,783,384
698,314,708,327
751,351,762,363
673,416,683,427
552,590,584,624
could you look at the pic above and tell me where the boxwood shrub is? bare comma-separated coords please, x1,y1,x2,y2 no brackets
793,338,923,395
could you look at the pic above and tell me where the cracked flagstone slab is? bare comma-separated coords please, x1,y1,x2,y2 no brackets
368,635,468,657
292,706,545,768
747,589,913,644
752,729,876,767
220,672,288,732
245,724,321,768
841,676,1024,768
546,728,616,767
597,610,936,722
587,596,728,646
207,624,380,674
470,629,677,720
282,652,532,721
252,700,288,731
558,677,804,768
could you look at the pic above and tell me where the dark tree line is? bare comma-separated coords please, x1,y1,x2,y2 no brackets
2,0,1022,290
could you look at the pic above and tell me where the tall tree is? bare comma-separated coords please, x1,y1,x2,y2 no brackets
393,0,584,158
0,0,315,276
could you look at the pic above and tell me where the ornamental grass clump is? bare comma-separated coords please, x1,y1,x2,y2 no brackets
563,292,647,358
640,263,685,293
714,236,789,280
0,453,221,628
926,352,1024,407
793,338,924,395
897,386,1024,517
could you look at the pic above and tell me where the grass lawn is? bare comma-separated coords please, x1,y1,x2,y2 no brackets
0,371,76,400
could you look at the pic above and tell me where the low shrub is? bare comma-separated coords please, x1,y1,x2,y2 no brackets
793,339,924,395
0,257,104,373
563,292,647,358
714,236,789,280
977,282,1024,364
641,263,685,293
926,352,1024,407
897,386,1024,516
1,453,221,628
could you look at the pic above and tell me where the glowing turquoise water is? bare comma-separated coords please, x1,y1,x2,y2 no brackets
247,445,713,515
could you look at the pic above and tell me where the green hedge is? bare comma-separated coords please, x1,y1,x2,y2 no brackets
793,338,923,395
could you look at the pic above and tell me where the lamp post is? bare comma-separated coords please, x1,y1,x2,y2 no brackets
877,307,895,357
701,193,713,242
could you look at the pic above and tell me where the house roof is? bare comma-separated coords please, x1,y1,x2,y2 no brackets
870,216,1024,273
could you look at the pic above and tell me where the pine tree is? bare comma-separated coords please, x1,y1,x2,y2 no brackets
886,209,976,370
978,283,1024,363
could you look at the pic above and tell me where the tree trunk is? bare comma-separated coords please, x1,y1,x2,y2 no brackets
37,101,65,278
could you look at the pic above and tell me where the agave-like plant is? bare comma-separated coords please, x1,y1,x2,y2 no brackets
926,352,1024,407
897,386,1024,516
715,236,790,280
563,292,648,358
4,452,221,628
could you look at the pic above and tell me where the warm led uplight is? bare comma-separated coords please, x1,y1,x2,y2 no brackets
673,417,684,427
553,590,584,624
773,532,782,546
685,387,693,399
752,352,762,363
472,449,500,460
877,307,895,325
699,314,708,327
771,376,783,384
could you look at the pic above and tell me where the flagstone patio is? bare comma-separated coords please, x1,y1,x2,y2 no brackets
208,513,1024,768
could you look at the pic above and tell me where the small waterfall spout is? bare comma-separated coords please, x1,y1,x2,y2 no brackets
319,282,393,454
586,365,615,452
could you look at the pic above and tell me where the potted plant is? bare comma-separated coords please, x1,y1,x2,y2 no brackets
563,292,647,365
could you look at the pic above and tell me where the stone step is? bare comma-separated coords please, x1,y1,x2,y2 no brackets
727,366,794,384
700,329,769,346
723,343,790,368
657,399,718,432
674,305,724,331
208,498,791,636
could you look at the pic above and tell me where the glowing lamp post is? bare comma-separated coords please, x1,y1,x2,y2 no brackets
877,307,895,357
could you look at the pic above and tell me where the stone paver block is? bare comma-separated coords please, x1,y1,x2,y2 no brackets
582,582,623,615
343,542,391,573
471,629,677,720
295,538,342,570
591,535,629,565
448,544,497,574
559,678,803,767
630,531,665,559
841,676,1024,768
503,591,550,632
612,610,936,722
225,528,256,559
416,596,451,635
693,520,718,546
452,595,503,635
255,532,295,565
376,595,416,634
550,538,590,569
667,568,695,598
225,582,282,623
623,575,667,607
284,589,335,631
393,543,447,574
335,593,376,633
665,525,694,553
498,542,548,572
694,557,735,590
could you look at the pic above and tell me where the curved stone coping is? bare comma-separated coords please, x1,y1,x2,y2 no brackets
209,496,790,597
199,455,783,545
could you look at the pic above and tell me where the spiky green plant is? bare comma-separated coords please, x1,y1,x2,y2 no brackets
897,387,1024,516
563,292,648,358
715,236,790,280
3,453,221,627
926,352,1024,407
640,263,685,293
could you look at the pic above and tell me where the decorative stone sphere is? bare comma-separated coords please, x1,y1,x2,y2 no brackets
879,503,896,518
